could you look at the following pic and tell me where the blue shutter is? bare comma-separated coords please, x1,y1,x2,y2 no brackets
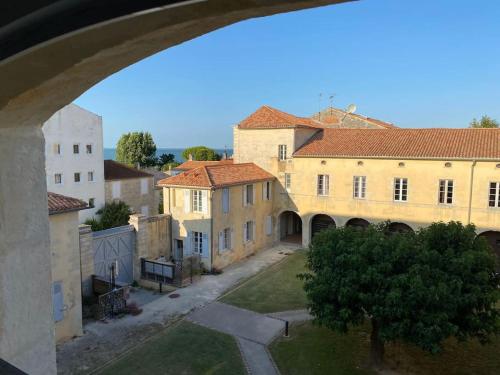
223,188,230,213
202,233,209,257
52,281,64,322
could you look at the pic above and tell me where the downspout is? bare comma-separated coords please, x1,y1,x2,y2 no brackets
467,160,477,225
167,187,173,259
210,189,214,270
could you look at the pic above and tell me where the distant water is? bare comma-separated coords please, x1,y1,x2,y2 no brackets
104,148,232,162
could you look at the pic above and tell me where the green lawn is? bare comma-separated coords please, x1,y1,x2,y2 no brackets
97,321,246,375
220,250,308,313
270,321,500,375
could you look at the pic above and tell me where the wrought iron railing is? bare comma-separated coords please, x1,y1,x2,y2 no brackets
141,258,175,284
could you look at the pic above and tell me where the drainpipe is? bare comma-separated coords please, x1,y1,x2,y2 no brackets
210,189,214,271
467,160,477,225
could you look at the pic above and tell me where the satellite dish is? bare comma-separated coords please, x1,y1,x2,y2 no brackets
346,104,357,114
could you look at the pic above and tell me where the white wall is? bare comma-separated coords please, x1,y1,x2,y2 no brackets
43,103,105,223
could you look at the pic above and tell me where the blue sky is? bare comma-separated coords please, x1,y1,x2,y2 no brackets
75,0,500,148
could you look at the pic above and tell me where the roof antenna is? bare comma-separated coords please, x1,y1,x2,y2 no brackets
328,94,335,116
318,93,323,120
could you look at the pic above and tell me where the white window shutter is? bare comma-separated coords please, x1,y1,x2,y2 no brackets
262,183,267,201
243,223,247,243
266,216,272,236
52,282,64,322
218,231,224,252
243,186,247,207
252,184,256,204
184,189,191,213
222,188,229,213
252,221,256,242
268,182,272,200
202,190,208,214
202,233,209,256
230,228,234,250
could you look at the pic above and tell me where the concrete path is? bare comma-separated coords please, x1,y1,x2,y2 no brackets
57,244,299,374
268,309,312,323
187,302,285,344
237,337,279,375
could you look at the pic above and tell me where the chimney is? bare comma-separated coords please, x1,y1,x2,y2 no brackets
188,153,193,161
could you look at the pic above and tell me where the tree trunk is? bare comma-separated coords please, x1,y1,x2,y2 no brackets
370,318,385,369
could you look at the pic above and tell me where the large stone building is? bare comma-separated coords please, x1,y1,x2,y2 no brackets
162,105,500,269
43,104,105,223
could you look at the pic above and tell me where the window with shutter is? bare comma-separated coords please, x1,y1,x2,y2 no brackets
52,281,64,322
266,216,272,236
222,188,230,213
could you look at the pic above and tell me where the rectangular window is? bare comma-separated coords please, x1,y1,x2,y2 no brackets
278,144,287,161
439,179,454,204
353,176,366,199
394,178,408,202
222,188,230,213
141,205,149,216
263,181,272,200
285,173,291,192
88,171,94,182
192,231,203,254
245,184,254,205
192,190,203,212
265,215,273,236
223,228,231,250
74,172,80,183
489,182,500,208
89,198,95,208
54,143,61,155
54,173,62,184
73,144,79,154
141,178,148,195
86,144,92,154
317,174,330,196
244,221,254,242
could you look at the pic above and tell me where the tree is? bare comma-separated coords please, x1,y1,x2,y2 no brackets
116,132,157,167
182,146,221,161
469,115,499,128
84,201,132,231
157,153,175,167
299,222,499,368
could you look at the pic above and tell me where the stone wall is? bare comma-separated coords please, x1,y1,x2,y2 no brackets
105,176,157,216
79,224,94,297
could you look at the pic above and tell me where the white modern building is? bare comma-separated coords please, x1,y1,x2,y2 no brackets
43,103,105,223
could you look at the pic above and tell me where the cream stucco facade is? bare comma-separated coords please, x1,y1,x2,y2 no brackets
105,176,157,217
49,211,83,343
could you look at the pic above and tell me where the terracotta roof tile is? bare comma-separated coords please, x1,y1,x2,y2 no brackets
174,159,233,171
48,192,88,215
293,128,500,160
158,163,275,189
104,160,153,180
238,105,322,129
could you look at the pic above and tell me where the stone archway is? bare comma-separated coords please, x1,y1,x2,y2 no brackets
477,231,500,270
345,218,370,230
311,214,336,239
279,211,303,244
388,222,414,234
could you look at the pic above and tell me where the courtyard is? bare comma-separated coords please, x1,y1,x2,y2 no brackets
95,249,500,375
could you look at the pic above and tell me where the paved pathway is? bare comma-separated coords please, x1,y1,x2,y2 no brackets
187,303,314,375
57,244,299,374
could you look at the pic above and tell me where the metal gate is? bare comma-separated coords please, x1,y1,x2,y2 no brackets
93,225,135,284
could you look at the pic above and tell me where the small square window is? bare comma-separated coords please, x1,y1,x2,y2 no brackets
88,171,94,182
278,145,287,161
73,144,79,154
86,144,92,154
88,198,95,208
74,173,80,183
54,144,61,155
54,174,62,184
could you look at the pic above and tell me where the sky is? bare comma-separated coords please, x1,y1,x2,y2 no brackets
75,0,500,148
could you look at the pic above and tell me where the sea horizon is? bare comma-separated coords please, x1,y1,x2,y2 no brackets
104,147,233,162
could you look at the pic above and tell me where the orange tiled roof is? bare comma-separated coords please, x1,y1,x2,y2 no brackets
48,192,88,215
158,163,275,189
293,128,500,160
104,160,153,181
238,105,322,129
174,159,233,171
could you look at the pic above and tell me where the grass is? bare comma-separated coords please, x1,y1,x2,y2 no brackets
270,321,500,375
97,321,246,375
219,250,308,313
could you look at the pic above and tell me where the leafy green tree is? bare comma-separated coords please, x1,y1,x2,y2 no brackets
300,221,499,368
157,153,176,167
116,132,157,167
470,115,499,128
84,201,132,231
182,146,221,161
